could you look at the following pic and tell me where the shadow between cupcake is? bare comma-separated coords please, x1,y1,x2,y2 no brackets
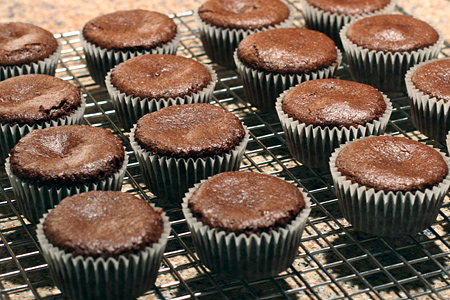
321,232,448,295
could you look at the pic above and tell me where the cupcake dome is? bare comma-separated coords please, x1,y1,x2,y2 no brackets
183,171,311,280
37,190,170,300
330,136,450,236
0,22,61,80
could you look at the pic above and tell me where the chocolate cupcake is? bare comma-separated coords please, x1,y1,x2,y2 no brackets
195,0,295,68
276,79,392,169
329,136,450,236
235,28,341,113
6,125,128,224
182,171,311,280
36,190,170,300
300,0,396,48
405,58,450,142
106,54,217,131
340,14,443,92
81,9,180,87
0,74,85,161
129,103,249,203
0,22,61,81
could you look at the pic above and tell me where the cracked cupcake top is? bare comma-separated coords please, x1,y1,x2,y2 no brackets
335,136,448,192
198,0,290,30
237,28,337,74
411,59,450,103
0,22,58,66
0,74,82,125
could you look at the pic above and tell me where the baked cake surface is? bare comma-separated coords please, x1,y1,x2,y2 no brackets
0,22,58,66
43,190,164,258
82,9,177,51
188,171,306,234
0,74,82,125
9,125,125,185
335,136,448,192
134,103,245,158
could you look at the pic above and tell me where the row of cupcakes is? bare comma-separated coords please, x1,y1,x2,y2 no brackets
35,168,312,299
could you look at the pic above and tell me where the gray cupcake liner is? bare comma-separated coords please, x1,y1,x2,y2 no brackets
80,29,181,87
329,136,450,236
129,125,249,203
340,19,444,92
105,64,218,131
276,87,392,169
234,48,342,113
182,176,311,281
300,0,396,49
0,42,62,81
405,58,450,142
194,1,295,68
36,206,170,300
0,96,86,162
5,153,128,224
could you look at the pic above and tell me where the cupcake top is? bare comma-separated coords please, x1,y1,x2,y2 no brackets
237,28,337,74
110,54,213,100
43,191,164,258
345,14,439,52
410,59,450,103
282,79,386,128
134,103,246,159
0,22,58,66
9,125,125,185
305,0,391,15
335,136,448,192
198,0,290,30
82,9,177,51
0,74,82,125
187,171,306,234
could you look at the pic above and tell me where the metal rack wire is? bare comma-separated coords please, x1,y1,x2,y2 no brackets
1,2,450,299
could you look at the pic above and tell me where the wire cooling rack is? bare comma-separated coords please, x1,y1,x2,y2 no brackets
2,2,450,300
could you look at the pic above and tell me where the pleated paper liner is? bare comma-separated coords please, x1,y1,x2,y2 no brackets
329,136,450,237
0,42,62,81
182,176,311,281
405,58,450,142
36,206,170,300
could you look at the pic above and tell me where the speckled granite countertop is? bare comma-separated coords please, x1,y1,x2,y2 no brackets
1,0,450,40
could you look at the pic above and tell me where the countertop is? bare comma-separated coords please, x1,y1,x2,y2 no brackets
1,0,450,41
